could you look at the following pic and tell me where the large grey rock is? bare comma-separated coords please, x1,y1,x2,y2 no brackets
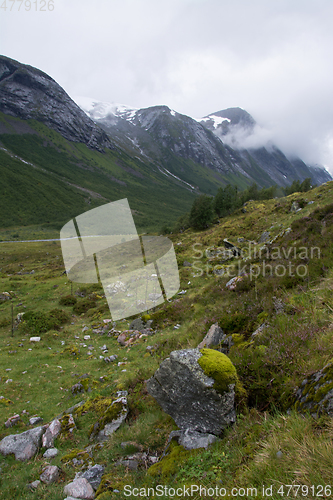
197,323,226,349
77,464,104,491
0,425,45,461
146,348,236,435
63,477,94,500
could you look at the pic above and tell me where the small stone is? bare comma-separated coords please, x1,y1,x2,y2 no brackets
71,383,84,395
109,355,118,362
64,477,94,499
5,414,21,428
78,463,104,490
30,337,41,342
27,480,40,490
117,333,127,346
276,450,283,459
29,416,43,426
40,465,60,484
43,447,58,459
117,459,138,470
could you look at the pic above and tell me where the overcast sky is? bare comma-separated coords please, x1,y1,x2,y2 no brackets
1,0,333,173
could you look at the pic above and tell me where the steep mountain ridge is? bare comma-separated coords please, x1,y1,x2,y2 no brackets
0,56,112,152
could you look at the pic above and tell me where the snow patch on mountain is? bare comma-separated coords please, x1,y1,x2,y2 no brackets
74,96,138,122
197,115,231,128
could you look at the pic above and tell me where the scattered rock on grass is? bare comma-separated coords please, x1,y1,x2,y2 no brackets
42,418,61,449
166,429,219,451
104,354,118,363
197,323,225,349
63,477,94,500
71,383,84,395
29,416,43,426
226,276,244,290
40,465,60,484
43,447,58,459
95,393,128,442
294,360,333,417
76,463,104,490
0,425,46,461
5,414,21,428
27,480,40,491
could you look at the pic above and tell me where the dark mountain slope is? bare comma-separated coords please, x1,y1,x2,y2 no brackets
0,55,111,151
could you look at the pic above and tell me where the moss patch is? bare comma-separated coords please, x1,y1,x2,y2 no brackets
147,442,193,480
198,348,238,394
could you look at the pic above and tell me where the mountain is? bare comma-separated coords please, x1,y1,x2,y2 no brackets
198,107,331,186
78,98,331,189
0,57,201,233
0,55,331,234
0,56,111,152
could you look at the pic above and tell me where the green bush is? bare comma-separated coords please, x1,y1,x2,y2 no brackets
73,299,96,315
19,308,69,334
219,312,255,336
59,295,77,306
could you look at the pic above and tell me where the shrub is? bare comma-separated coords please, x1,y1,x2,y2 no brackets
73,299,96,314
59,295,77,306
19,308,69,334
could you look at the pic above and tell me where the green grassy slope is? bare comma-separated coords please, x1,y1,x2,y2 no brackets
0,112,264,237
0,112,198,234
1,182,333,498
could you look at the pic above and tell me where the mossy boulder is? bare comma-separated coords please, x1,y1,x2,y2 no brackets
146,348,236,435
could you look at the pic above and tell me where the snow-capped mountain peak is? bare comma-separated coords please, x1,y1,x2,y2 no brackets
74,96,138,122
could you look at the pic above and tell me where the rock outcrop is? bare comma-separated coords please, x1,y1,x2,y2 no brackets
0,55,112,151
